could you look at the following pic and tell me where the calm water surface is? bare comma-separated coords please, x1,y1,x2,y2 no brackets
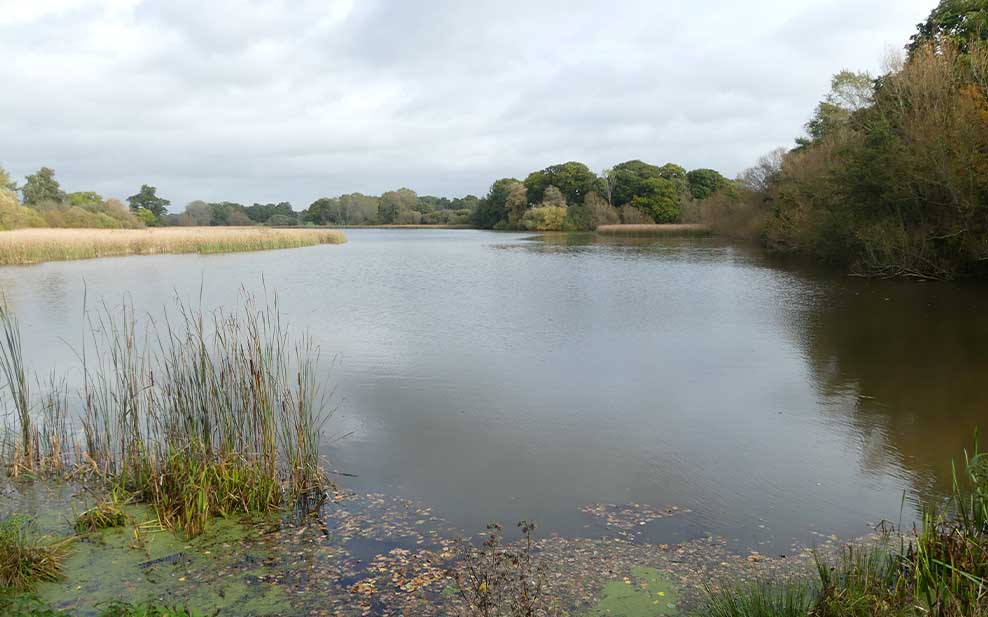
2,229,985,553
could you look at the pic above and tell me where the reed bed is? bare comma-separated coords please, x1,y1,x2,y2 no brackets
596,223,712,236
0,293,331,538
0,227,346,265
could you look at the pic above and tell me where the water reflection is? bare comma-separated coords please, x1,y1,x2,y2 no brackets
0,231,981,555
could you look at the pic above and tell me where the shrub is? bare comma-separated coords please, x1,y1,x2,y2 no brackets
522,206,567,231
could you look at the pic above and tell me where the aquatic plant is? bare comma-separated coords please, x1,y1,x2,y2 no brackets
0,226,345,266
0,516,73,592
74,494,130,533
698,580,814,617
909,431,988,616
0,292,332,537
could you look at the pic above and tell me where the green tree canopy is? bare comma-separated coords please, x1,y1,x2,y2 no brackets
910,0,988,54
610,160,666,206
802,70,874,144
686,169,730,200
523,162,599,205
504,181,528,228
629,177,680,223
475,178,519,228
67,191,104,209
22,167,66,205
126,185,171,217
378,188,418,224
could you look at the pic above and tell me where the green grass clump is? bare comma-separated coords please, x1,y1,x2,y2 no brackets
75,500,129,533
0,516,73,592
814,546,911,617
699,580,814,617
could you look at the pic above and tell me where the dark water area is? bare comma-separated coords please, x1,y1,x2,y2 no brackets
1,229,985,555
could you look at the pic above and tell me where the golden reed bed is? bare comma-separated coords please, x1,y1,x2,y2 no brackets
0,227,346,265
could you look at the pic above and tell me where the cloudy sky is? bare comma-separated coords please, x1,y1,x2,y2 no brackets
0,0,936,209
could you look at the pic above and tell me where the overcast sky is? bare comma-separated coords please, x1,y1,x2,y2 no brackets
0,0,937,209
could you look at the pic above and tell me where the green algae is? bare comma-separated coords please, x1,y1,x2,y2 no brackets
589,567,679,617
36,513,291,616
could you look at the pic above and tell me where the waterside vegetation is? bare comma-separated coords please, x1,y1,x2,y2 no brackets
0,227,345,265
0,292,331,554
695,0,988,280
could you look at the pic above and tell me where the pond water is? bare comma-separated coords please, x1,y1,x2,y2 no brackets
2,229,985,555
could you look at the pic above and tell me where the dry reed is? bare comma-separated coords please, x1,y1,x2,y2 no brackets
0,227,346,265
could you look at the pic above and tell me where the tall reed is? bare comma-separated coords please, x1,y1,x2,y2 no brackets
0,292,331,537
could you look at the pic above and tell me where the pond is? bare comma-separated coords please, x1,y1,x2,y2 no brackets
2,229,985,557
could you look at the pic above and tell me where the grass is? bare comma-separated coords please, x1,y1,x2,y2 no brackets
0,516,73,592
695,432,988,617
74,495,130,533
699,580,815,617
0,226,346,265
596,224,712,236
0,292,332,538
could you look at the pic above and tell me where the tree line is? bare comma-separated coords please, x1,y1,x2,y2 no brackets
0,160,731,232
695,0,988,280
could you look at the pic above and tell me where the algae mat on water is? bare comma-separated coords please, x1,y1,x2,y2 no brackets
35,512,292,616
589,567,679,617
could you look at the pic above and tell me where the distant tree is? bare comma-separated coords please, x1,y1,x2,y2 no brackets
339,193,380,225
582,191,619,229
600,168,617,206
127,185,170,217
686,169,730,200
22,167,66,205
523,162,599,205
630,177,680,223
910,0,988,54
657,163,687,181
610,160,665,206
394,209,423,225
738,148,786,193
379,188,418,224
135,207,159,227
304,197,340,225
453,195,480,211
475,178,520,228
802,71,874,144
504,181,528,228
67,191,104,209
179,200,213,226
245,201,295,224
0,166,16,192
266,213,299,226
204,201,251,226
541,185,566,209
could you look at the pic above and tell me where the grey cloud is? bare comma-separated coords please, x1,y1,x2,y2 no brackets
0,0,937,209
